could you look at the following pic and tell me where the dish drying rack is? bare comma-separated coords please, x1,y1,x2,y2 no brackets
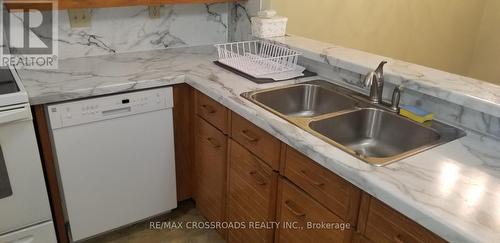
215,40,303,79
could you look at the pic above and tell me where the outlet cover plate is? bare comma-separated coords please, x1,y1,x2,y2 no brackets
149,5,161,19
68,9,91,28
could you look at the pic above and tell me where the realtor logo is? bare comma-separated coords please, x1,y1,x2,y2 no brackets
1,0,58,69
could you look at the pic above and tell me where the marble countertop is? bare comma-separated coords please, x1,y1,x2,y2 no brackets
18,46,500,242
268,35,500,119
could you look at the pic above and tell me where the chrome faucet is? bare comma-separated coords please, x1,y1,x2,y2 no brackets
363,61,387,104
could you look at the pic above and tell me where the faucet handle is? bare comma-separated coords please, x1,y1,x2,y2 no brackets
391,85,403,113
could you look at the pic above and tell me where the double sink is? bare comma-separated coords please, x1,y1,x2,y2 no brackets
242,80,465,166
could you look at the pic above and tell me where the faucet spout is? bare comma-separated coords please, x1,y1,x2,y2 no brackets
375,61,387,75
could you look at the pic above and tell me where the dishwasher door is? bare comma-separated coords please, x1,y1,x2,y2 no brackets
48,87,177,241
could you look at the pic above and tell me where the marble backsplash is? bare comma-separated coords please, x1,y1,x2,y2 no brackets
51,0,261,59
299,57,500,141
228,0,260,42
49,4,228,59
9,1,260,59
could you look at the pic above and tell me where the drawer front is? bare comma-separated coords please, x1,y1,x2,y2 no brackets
276,178,351,243
231,113,281,170
364,198,446,243
284,147,360,222
196,91,229,133
195,117,227,223
227,140,278,243
351,233,373,243
0,221,57,243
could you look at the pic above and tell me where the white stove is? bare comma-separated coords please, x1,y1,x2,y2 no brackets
0,66,57,242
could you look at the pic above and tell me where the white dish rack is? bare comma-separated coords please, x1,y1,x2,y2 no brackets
215,40,304,80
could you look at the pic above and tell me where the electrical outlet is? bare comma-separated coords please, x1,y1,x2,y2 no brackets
68,9,91,28
149,5,161,19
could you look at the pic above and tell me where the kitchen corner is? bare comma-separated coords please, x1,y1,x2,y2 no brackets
3,1,500,243
17,40,500,242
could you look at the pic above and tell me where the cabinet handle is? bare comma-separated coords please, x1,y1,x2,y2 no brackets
206,137,221,148
284,200,305,217
240,129,259,143
201,104,216,114
394,234,405,243
249,170,267,185
300,169,325,187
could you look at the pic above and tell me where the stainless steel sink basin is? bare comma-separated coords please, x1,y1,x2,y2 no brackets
309,108,443,164
247,83,358,117
241,80,465,166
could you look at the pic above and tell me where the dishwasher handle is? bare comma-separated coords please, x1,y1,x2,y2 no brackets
102,107,132,116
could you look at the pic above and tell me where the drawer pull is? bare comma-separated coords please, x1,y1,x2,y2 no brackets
206,137,221,148
201,104,216,114
249,170,267,185
241,129,260,142
394,234,405,243
284,200,305,217
300,169,325,187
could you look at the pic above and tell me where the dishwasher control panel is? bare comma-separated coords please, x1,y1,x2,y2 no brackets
48,87,173,129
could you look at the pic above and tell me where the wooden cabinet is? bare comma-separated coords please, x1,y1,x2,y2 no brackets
357,193,446,243
226,140,278,243
231,113,281,170
194,116,227,227
196,91,230,134
173,84,195,202
275,178,352,243
351,233,374,243
283,147,361,225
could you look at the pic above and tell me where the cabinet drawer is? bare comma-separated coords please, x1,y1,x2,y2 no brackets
196,91,229,134
276,178,351,243
195,117,227,224
227,140,278,243
351,233,373,243
284,147,360,222
231,113,281,170
364,197,446,243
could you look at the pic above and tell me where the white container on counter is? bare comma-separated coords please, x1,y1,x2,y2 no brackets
251,10,287,38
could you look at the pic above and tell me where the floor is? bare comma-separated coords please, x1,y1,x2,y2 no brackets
84,200,226,243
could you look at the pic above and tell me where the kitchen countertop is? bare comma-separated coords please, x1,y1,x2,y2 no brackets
18,45,500,242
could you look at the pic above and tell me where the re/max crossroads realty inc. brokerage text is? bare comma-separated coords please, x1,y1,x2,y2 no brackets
150,221,351,231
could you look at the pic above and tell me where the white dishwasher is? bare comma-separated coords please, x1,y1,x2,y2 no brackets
47,87,177,242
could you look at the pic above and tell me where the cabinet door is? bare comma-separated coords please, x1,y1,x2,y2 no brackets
227,140,278,243
275,178,352,243
284,147,361,224
195,116,227,224
358,194,446,243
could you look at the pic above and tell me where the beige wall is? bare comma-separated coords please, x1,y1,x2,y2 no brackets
468,0,500,84
268,0,500,85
